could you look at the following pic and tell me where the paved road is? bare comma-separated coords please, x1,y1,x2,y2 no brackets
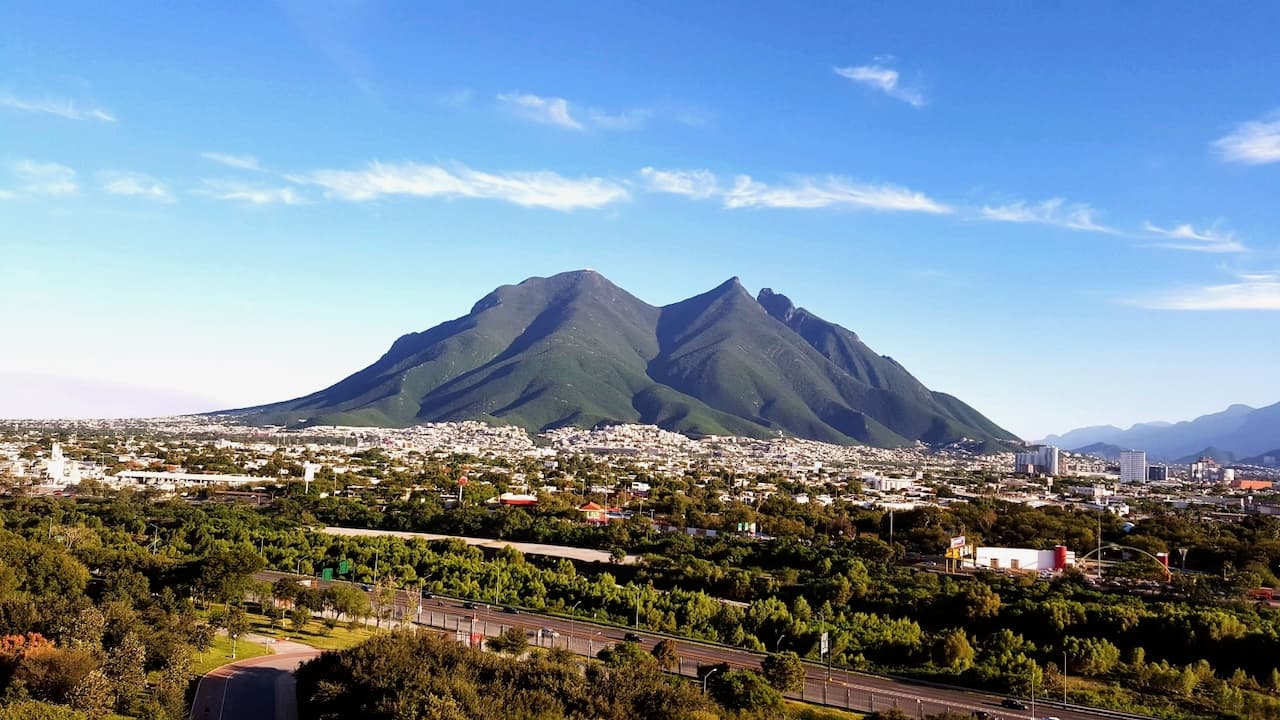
189,639,320,720
321,526,638,564
257,570,1145,720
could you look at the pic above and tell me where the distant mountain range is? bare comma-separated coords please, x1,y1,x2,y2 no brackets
227,270,1018,449
1042,401,1280,462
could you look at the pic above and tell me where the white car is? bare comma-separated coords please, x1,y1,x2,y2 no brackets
540,627,560,638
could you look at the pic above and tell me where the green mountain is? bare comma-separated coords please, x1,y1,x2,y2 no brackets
230,270,1018,448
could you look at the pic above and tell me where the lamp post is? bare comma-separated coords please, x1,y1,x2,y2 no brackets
569,600,582,650
702,667,721,694
1063,650,1068,703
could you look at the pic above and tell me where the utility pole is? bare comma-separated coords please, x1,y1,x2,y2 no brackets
1063,650,1068,703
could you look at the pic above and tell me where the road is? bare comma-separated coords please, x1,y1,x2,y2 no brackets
257,570,1146,720
189,638,320,720
321,526,638,564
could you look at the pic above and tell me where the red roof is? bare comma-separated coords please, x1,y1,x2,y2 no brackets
579,502,605,511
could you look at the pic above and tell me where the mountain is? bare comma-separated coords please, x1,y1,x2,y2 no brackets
1047,401,1280,461
228,270,1019,448
1239,450,1280,468
1072,442,1125,460
1175,447,1237,465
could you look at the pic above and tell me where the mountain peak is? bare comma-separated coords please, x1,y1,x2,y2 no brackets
757,288,797,323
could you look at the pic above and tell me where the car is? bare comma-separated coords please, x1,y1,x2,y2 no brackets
462,601,478,609
1000,699,1028,710
623,632,642,642
422,591,434,599
971,712,993,720
502,606,519,614
541,627,560,638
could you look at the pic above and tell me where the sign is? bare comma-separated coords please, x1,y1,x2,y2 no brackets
950,535,967,549
321,568,333,581
338,560,350,574
819,631,830,656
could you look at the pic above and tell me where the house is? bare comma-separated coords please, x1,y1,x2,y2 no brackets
578,501,609,524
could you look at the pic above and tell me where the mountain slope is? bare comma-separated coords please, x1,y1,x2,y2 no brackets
231,270,1017,448
1048,401,1280,460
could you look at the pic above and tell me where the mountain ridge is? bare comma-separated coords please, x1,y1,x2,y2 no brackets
1047,401,1280,461
228,270,1019,449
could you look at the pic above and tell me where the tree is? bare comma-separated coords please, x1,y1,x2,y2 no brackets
0,701,87,720
290,606,312,633
154,646,191,720
67,669,113,720
486,626,528,656
104,632,147,712
224,605,249,659
760,651,805,692
708,669,782,713
651,638,679,671
932,629,975,671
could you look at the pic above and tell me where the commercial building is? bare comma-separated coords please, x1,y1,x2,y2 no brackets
1120,450,1147,484
1147,465,1169,482
976,545,1076,573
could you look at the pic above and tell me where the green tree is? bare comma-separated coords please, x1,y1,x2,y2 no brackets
487,626,528,656
67,669,112,720
651,638,679,671
760,651,805,692
290,606,312,633
708,669,782,713
103,632,146,712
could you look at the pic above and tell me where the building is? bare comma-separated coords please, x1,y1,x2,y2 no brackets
1120,450,1147,484
1189,456,1219,482
863,476,915,492
1013,445,1062,476
976,545,1076,573
1147,465,1169,482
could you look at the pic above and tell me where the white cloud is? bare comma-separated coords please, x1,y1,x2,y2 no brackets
834,63,925,108
13,160,78,196
200,152,263,171
289,161,629,211
435,88,474,110
1132,272,1280,311
979,198,1116,234
638,167,719,199
1142,222,1246,253
99,171,173,202
723,174,950,213
196,180,306,205
1213,114,1280,165
639,167,949,213
0,92,116,122
496,92,583,130
587,107,653,131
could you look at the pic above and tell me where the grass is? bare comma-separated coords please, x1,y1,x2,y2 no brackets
192,634,269,676
243,608,381,651
785,700,864,720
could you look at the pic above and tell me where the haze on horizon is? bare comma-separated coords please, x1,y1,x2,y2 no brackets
2,2,1277,440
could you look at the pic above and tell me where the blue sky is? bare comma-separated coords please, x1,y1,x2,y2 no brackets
2,1,1278,439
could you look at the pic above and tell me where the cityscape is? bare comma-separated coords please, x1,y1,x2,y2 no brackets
3,3,1279,720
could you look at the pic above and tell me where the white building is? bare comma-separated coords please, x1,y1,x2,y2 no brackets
864,476,915,492
1119,450,1147,484
976,546,1075,572
1013,445,1061,475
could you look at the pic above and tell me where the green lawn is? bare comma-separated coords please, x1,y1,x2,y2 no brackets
192,634,269,676
785,701,864,720
244,608,381,651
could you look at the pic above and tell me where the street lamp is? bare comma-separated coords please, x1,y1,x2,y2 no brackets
569,600,582,650
702,667,721,694
1063,650,1068,703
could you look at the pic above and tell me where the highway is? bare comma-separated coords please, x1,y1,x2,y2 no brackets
256,570,1148,720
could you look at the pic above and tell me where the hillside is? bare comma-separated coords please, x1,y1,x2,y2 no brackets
1047,401,1280,461
228,270,1019,448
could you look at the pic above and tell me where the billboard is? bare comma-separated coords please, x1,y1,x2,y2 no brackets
950,536,967,549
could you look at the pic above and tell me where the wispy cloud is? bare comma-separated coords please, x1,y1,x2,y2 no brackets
99,171,173,202
497,93,583,130
1212,113,1280,165
834,61,925,108
638,167,720,199
196,180,306,205
979,198,1116,234
1143,222,1246,253
0,189,17,201
1131,272,1280,311
640,167,949,213
200,152,263,171
12,160,78,196
497,92,662,132
435,88,474,110
0,92,116,122
289,161,629,211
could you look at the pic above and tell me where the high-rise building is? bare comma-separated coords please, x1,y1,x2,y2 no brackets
1120,450,1147,484
1012,445,1061,476
1147,465,1169,482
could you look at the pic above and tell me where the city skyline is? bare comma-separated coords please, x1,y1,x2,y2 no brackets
2,2,1278,438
